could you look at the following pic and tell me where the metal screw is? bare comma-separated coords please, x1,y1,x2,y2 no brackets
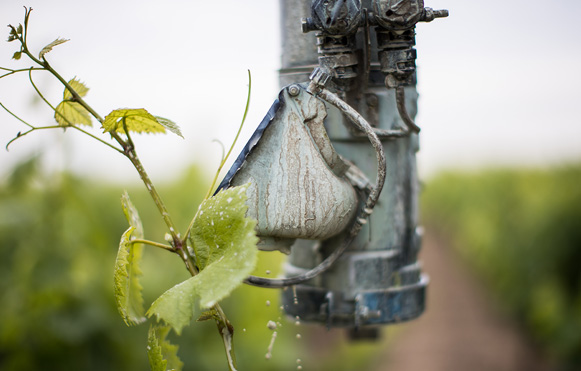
288,84,301,96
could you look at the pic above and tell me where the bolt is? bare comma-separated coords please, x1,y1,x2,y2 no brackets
288,84,301,96
366,94,379,107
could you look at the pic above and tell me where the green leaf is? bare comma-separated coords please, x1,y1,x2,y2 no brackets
147,325,167,371
54,79,92,127
190,184,258,307
55,101,92,126
64,78,90,100
103,108,166,136
147,325,184,371
147,276,199,335
39,38,69,59
155,116,184,138
114,192,146,326
191,184,257,270
7,25,20,42
120,190,144,240
147,184,258,333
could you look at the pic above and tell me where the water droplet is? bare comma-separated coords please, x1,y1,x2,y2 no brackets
267,320,277,330
266,270,271,275
296,333,302,339
266,300,271,307
292,286,299,305
243,328,246,332
265,330,277,360
296,358,302,364
297,366,303,370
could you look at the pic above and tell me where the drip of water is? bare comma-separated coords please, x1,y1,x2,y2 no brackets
292,285,298,305
265,331,278,360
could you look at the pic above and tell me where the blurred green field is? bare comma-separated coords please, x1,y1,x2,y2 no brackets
4,156,579,370
421,165,581,368
0,157,386,371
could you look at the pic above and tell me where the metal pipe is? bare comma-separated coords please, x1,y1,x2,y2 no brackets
396,86,421,133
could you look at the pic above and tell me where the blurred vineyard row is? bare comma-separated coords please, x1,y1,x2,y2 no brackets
421,164,581,368
2,156,580,369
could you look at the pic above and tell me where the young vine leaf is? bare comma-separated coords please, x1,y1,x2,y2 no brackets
189,184,258,307
147,184,258,334
38,38,69,59
102,108,183,137
155,116,184,138
147,325,184,371
7,24,21,42
64,78,89,99
146,275,199,335
54,78,92,126
114,192,146,326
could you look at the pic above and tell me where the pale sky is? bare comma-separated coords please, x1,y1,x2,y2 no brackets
1,0,580,184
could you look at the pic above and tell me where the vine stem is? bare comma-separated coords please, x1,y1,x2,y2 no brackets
130,239,174,252
120,101,238,371
11,16,238,369
177,236,238,371
183,70,252,244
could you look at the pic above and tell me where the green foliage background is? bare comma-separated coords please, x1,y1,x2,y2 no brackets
421,165,581,367
0,158,385,370
8,154,579,369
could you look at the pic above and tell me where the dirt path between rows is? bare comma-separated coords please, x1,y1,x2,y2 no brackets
372,232,555,371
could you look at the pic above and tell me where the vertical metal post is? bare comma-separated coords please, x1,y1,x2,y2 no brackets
279,0,428,338
279,0,318,87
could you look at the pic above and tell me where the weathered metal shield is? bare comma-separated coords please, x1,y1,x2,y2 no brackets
219,85,358,252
